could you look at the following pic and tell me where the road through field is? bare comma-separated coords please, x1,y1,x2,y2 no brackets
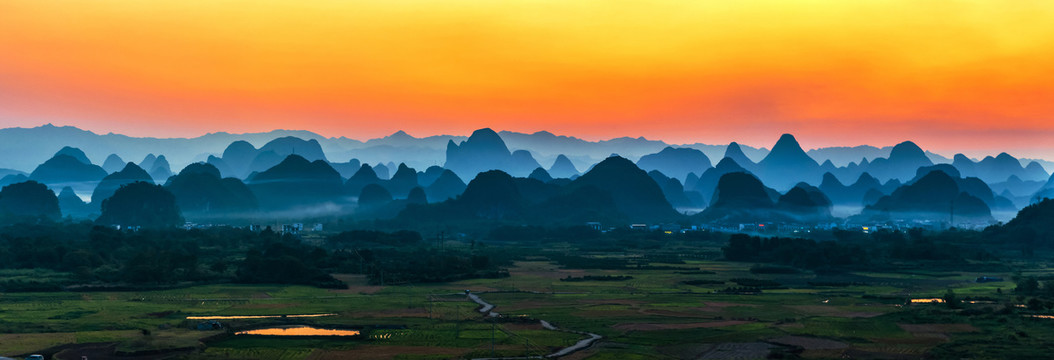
467,292,602,359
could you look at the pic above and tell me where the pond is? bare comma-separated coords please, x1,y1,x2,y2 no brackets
236,325,361,336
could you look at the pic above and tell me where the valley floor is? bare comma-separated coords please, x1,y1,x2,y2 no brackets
2,251,1053,360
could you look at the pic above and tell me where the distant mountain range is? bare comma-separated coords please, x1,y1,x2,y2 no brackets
11,124,1049,177
4,124,1054,227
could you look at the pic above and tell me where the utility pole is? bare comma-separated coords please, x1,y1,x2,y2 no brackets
491,321,496,357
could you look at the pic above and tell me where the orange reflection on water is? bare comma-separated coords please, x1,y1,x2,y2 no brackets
910,298,945,303
236,326,360,336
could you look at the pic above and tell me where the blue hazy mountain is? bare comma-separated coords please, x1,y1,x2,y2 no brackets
246,155,345,210
91,162,153,206
529,167,554,183
165,163,258,216
101,154,125,174
548,154,580,179
953,153,1049,184
756,134,821,190
29,148,108,195
567,156,678,222
425,169,467,202
445,128,542,179
861,169,992,222
636,147,713,183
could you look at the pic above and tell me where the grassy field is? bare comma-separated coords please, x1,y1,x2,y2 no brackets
3,244,1054,359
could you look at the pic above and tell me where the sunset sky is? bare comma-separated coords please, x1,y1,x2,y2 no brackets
2,0,1053,158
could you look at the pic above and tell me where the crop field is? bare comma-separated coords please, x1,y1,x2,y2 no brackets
3,243,1054,359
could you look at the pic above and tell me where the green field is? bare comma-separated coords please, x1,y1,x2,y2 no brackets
3,243,1054,360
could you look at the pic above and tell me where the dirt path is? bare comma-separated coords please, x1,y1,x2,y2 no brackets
467,292,602,359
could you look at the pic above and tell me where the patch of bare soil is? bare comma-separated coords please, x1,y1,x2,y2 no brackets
348,308,430,318
311,346,468,360
502,322,546,331
691,302,760,312
768,335,849,350
697,342,778,359
898,323,979,334
232,303,294,309
53,343,196,360
328,274,384,294
581,298,644,305
613,320,751,331
639,309,713,318
787,305,883,318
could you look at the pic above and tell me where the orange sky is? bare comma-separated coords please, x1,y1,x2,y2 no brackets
2,0,1053,158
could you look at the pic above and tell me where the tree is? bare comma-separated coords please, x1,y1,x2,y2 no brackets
96,182,183,228
943,288,960,309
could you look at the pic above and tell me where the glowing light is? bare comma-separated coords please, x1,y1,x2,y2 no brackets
236,326,360,336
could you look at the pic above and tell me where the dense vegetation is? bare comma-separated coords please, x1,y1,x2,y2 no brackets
0,221,508,291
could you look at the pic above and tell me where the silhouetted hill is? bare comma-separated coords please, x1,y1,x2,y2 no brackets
102,154,125,174
529,168,554,183
723,142,757,173
510,150,543,176
373,163,391,180
385,163,419,198
548,154,580,179
953,152,1049,183
0,174,29,188
29,152,108,195
425,170,467,202
637,147,713,183
96,182,183,228
58,186,94,218
259,136,328,163
247,151,284,178
148,155,173,182
206,155,235,178
862,170,992,222
996,198,1054,246
0,169,25,178
647,170,695,208
446,128,520,179
693,157,750,202
777,184,834,221
909,165,1015,212
247,155,345,210
346,164,382,196
165,163,258,216
418,166,445,187
756,134,821,190
458,170,525,219
1032,174,1054,204
866,141,933,182
221,140,258,178
990,175,1046,208
407,186,428,205
358,183,394,210
0,180,61,222
709,172,775,210
91,163,153,206
56,146,93,165
329,158,362,179
568,156,678,222
820,172,885,206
